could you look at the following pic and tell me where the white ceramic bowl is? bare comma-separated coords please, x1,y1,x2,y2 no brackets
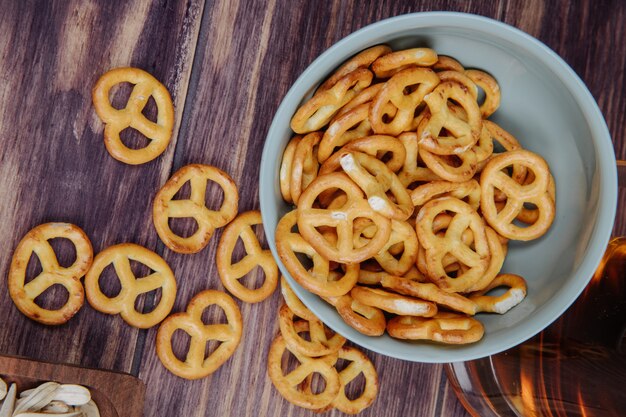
259,12,617,362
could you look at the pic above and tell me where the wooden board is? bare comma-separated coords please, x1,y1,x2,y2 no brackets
0,354,144,417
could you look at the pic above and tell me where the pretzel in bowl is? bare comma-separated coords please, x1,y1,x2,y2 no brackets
84,243,176,328
153,164,239,253
387,312,484,344
279,135,301,203
156,289,242,380
480,149,555,241
289,132,321,204
278,304,345,357
92,67,174,165
323,293,386,336
318,45,391,91
8,223,93,325
216,210,278,303
350,286,437,317
276,210,359,297
296,173,391,264
371,47,438,78
469,273,527,314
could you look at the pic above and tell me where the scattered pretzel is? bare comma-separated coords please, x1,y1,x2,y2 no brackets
328,346,379,414
278,304,345,357
8,223,93,325
156,289,242,379
153,164,239,253
387,312,484,344
92,67,174,165
216,210,277,303
84,243,176,328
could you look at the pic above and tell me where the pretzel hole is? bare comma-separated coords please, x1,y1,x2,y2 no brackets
204,339,222,360
168,217,199,238
201,305,228,325
171,328,192,362
25,253,44,284
129,260,153,278
344,370,367,400
135,287,162,314
98,264,122,297
205,180,225,212
119,128,151,150
48,238,77,268
307,372,327,394
295,328,313,343
238,266,267,290
141,96,158,123
33,284,69,310
281,346,302,375
109,82,133,110
172,180,192,200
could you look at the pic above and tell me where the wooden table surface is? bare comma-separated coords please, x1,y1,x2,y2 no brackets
1,1,624,416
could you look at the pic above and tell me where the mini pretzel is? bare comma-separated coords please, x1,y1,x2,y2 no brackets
464,226,507,293
437,71,478,100
354,219,418,276
290,132,321,204
329,346,379,414
371,48,438,78
418,81,482,154
350,286,437,317
387,312,484,344
318,103,373,163
156,289,242,379
278,304,345,357
267,331,340,410
323,294,386,336
92,67,174,165
281,276,317,321
410,179,481,211
280,135,301,203
379,274,478,316
469,274,527,314
480,150,555,240
84,243,177,328
296,173,392,263
216,211,278,303
8,223,93,325
335,84,384,118
291,68,373,134
465,69,501,118
153,164,239,253
318,45,391,91
416,197,491,293
276,210,359,297
339,152,413,220
432,55,465,72
369,67,439,135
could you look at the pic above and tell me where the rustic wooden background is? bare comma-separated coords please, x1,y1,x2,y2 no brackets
0,1,624,416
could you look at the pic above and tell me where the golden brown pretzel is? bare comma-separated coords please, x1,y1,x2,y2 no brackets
278,304,346,357
410,179,481,211
338,152,414,220
291,68,373,134
279,135,301,203
387,312,484,344
335,84,384,118
323,294,386,336
267,331,340,410
432,55,465,72
290,132,322,204
216,211,278,303
350,286,437,317
469,274,527,314
480,150,555,240
280,276,317,321
318,45,392,91
418,81,482,156
92,67,174,165
396,132,441,187
156,289,242,379
296,173,392,263
465,69,501,118
84,243,177,328
371,48,438,78
8,223,93,325
318,103,373,163
437,70,478,100
379,274,478,316
153,164,239,253
276,210,359,297
369,67,440,135
415,197,491,293
330,346,379,414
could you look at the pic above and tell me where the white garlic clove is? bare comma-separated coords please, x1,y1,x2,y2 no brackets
13,382,59,414
41,400,71,413
0,377,6,401
0,383,16,417
51,385,91,407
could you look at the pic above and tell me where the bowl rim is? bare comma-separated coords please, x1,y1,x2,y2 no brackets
259,11,618,363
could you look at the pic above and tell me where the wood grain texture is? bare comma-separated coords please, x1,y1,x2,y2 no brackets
0,0,203,372
0,1,625,417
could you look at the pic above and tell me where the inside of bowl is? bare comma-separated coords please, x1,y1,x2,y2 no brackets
260,15,615,362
